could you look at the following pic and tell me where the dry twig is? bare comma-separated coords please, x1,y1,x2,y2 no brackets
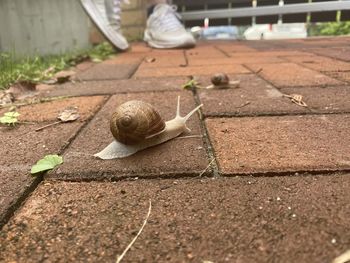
236,101,251,109
199,159,215,177
116,200,152,263
176,135,203,139
332,250,350,263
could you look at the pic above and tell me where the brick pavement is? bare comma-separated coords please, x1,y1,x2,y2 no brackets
1,37,350,262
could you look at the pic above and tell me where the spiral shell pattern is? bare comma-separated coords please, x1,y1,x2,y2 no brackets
110,100,166,145
211,73,230,86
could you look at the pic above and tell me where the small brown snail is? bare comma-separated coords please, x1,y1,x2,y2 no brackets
206,73,240,89
94,96,203,159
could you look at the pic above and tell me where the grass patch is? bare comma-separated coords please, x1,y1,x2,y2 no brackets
0,42,116,90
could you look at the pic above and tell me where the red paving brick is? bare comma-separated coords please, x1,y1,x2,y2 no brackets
1,175,350,262
326,71,350,83
206,114,350,175
284,55,350,72
52,91,208,180
43,77,188,97
216,44,258,53
280,86,350,113
186,47,227,58
311,47,350,62
295,38,350,48
199,80,350,116
2,38,350,262
197,74,308,116
0,96,105,225
270,38,349,50
16,96,106,122
139,50,187,68
0,123,81,168
245,62,344,87
187,56,285,66
0,122,84,226
103,53,145,65
228,50,314,58
139,57,187,68
0,170,40,226
134,64,250,78
129,43,152,53
149,49,185,57
76,62,139,81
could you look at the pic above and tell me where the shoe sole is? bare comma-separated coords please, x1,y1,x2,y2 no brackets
144,30,195,49
80,0,129,50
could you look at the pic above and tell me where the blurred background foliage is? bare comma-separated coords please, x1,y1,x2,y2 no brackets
308,21,350,36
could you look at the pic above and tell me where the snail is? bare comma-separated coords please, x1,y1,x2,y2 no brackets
206,73,240,89
94,96,203,159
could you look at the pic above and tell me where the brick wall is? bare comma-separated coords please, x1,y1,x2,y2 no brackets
121,0,146,41
89,0,146,44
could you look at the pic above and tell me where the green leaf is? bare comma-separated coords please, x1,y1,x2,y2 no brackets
4,112,20,117
182,79,201,90
0,111,20,125
31,155,63,175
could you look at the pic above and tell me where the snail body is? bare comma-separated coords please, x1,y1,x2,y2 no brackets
94,97,202,159
206,73,240,89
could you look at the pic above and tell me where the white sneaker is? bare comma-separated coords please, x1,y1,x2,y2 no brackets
80,0,129,50
144,4,196,49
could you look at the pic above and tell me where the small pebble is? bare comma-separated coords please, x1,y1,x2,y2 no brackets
331,238,336,244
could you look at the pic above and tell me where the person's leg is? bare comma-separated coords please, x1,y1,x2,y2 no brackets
146,0,167,16
143,0,196,49
80,0,129,50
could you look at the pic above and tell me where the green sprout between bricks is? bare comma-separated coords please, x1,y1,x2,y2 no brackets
0,111,20,125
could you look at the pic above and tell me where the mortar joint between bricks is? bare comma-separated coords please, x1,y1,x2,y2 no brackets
206,111,350,119
242,63,284,91
308,49,350,64
0,175,43,231
182,49,189,67
214,45,231,58
0,95,111,230
192,89,220,178
287,59,349,85
127,57,145,78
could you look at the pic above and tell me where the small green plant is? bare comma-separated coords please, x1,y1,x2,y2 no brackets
0,111,20,125
308,21,350,36
88,42,116,62
182,77,202,90
31,154,63,175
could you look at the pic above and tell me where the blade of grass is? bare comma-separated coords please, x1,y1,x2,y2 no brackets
116,200,152,263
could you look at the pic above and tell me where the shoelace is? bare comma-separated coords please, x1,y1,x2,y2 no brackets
112,0,130,22
151,5,183,33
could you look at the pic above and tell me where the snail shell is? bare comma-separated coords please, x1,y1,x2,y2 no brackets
110,100,166,145
211,73,230,86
